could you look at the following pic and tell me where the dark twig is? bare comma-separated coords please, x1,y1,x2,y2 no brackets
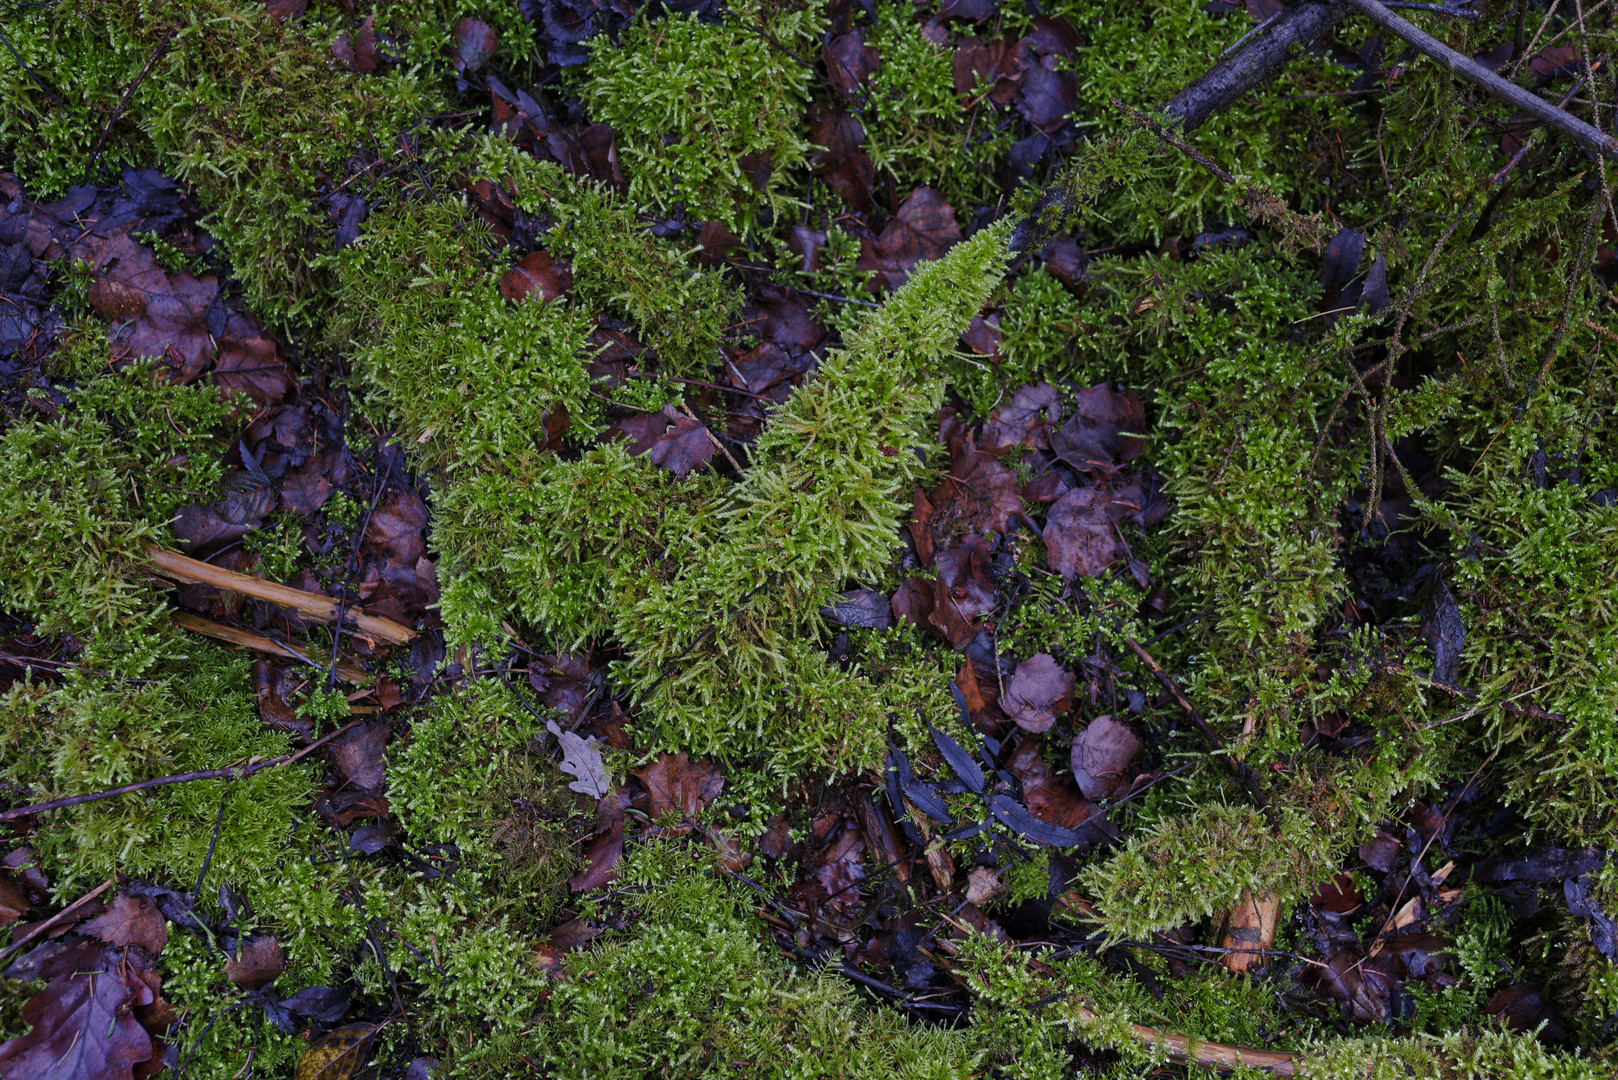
192,780,232,904
0,880,112,963
1343,0,1618,164
85,30,174,175
1123,638,1281,830
0,720,364,823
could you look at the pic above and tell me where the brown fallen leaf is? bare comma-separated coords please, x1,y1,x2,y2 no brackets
807,104,873,211
1043,486,1126,580
611,406,714,479
1001,653,1074,733
0,874,32,926
1006,740,1091,831
857,187,962,292
633,752,724,819
499,250,571,303
952,36,1026,106
225,935,284,990
1050,384,1146,476
0,941,156,1080
824,29,881,100
927,535,997,648
80,892,167,956
966,866,1004,906
981,382,1061,455
452,17,497,73
331,721,389,790
1069,715,1142,800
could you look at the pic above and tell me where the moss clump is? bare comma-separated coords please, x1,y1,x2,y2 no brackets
582,1,825,232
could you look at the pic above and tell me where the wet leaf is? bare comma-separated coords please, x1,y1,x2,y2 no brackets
990,792,1085,846
1044,238,1088,297
981,382,1060,455
1005,740,1091,830
612,406,713,478
452,17,498,74
365,489,428,568
1001,653,1074,733
1477,847,1607,883
499,250,571,303
531,652,591,722
632,751,723,819
807,104,873,210
1069,715,1142,800
0,874,31,926
81,892,168,956
1311,873,1364,913
225,936,285,990
1565,876,1618,960
1042,486,1125,580
952,37,1024,106
1486,985,1565,1040
928,535,997,648
1050,384,1145,476
548,719,611,798
294,1023,377,1080
1424,576,1465,686
857,187,961,292
1016,64,1077,132
331,721,389,791
0,943,155,1080
824,29,881,99
821,589,893,629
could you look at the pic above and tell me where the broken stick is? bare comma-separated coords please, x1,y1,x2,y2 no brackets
1124,637,1281,831
148,545,416,645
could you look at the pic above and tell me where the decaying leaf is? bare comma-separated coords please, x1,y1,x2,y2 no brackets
1001,653,1074,733
294,1023,378,1080
966,866,1004,906
632,751,723,819
0,942,156,1080
548,719,611,798
331,721,390,791
1069,715,1142,800
225,935,285,990
81,892,167,956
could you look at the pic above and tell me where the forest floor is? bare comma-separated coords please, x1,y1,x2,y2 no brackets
0,1,1616,1078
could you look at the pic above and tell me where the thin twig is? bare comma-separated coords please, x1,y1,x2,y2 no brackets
1124,638,1281,830
0,720,364,823
1343,0,1618,164
0,880,112,962
85,30,174,175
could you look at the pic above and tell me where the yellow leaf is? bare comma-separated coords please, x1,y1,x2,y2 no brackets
295,1023,378,1080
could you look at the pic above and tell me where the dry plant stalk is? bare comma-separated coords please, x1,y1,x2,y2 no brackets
148,545,416,645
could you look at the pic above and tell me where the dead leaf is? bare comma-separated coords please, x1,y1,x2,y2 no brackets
331,721,389,790
81,893,167,956
695,220,743,266
548,719,611,799
981,382,1060,455
452,17,498,73
1016,64,1077,132
294,1022,377,1080
0,875,31,926
822,589,894,630
499,250,571,303
966,866,1004,906
1069,715,1141,800
0,942,155,1080
1221,889,1278,975
857,187,961,292
633,752,723,819
611,406,713,478
530,652,591,723
1043,486,1125,579
1050,384,1145,476
824,30,881,100
225,936,284,990
807,104,873,211
569,795,628,892
364,489,428,568
953,37,1025,106
1312,873,1364,913
928,535,997,648
1006,740,1091,830
1001,653,1074,733
1044,238,1088,297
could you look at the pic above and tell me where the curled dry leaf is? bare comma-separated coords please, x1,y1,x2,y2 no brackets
294,1022,378,1080
1221,889,1279,975
966,866,1004,906
1001,653,1074,733
1069,715,1142,800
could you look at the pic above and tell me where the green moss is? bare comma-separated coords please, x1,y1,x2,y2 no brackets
582,1,825,232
